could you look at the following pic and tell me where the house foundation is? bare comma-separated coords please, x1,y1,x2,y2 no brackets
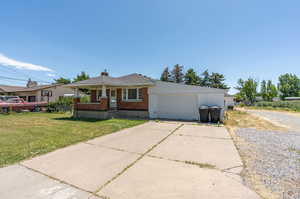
74,110,149,120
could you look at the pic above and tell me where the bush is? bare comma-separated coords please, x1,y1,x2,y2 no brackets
80,95,90,103
255,101,300,112
47,97,73,112
47,96,91,113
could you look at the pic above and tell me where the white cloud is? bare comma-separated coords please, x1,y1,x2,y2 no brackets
0,53,53,72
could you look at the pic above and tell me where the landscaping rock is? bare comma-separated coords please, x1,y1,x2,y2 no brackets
235,128,300,199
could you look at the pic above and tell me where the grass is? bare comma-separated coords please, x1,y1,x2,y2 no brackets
0,112,146,167
238,100,300,113
242,105,300,113
288,147,300,155
184,161,216,169
224,110,287,131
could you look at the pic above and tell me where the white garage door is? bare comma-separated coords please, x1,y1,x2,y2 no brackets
152,94,199,120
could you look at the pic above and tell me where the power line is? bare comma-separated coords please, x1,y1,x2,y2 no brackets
0,65,51,83
0,75,52,84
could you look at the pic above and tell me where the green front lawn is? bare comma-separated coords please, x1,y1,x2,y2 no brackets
0,112,146,167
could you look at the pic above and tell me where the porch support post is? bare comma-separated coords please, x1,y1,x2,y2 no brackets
99,85,108,110
75,88,80,98
73,88,80,118
101,85,107,98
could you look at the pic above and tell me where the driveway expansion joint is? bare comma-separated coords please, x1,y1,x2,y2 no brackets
94,124,184,194
146,154,218,170
18,163,102,199
84,142,142,155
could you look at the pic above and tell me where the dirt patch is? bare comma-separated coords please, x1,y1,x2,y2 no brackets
224,110,287,132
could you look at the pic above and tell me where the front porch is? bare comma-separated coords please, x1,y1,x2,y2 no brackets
73,85,149,120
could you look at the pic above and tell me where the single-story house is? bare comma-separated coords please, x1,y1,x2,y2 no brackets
224,94,235,108
66,72,228,121
0,79,74,102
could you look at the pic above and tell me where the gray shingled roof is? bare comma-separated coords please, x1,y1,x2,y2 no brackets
0,84,62,92
66,73,156,87
0,85,26,92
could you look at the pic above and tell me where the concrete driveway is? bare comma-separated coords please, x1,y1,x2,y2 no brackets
0,122,260,199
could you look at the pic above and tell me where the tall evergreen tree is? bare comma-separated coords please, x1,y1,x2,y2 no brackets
170,64,184,83
200,70,210,87
160,67,171,82
184,68,200,85
209,72,228,89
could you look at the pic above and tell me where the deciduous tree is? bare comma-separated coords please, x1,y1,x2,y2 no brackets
54,77,71,84
278,73,300,99
235,78,258,104
73,71,90,83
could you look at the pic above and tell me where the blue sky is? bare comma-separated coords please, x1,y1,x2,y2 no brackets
0,0,299,94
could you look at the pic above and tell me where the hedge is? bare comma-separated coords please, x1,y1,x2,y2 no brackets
47,96,90,112
255,101,300,112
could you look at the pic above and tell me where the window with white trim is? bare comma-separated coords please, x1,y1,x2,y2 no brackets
122,88,142,101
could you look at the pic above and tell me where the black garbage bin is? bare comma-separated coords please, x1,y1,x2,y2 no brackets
199,105,209,123
209,106,222,123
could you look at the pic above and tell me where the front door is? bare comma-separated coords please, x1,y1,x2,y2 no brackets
110,89,117,109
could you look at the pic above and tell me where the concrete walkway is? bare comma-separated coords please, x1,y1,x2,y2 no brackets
0,122,260,199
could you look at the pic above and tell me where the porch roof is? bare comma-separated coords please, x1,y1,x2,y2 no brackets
66,73,156,88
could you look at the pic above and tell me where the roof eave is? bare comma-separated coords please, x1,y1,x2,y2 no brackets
64,83,155,89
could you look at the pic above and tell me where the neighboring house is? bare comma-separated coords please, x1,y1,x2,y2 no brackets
66,72,228,121
285,97,300,101
225,94,235,108
0,79,74,102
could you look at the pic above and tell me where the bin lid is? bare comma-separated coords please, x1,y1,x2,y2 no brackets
209,106,220,109
199,105,208,109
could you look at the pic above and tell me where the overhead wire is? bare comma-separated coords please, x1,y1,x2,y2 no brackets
0,65,52,83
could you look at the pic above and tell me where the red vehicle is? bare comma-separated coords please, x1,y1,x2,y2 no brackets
0,97,47,113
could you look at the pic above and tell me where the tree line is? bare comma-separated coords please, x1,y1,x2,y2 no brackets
236,73,300,104
54,71,90,84
55,66,230,90
160,64,229,89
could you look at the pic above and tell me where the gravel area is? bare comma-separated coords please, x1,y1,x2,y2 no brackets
235,128,300,199
246,110,300,130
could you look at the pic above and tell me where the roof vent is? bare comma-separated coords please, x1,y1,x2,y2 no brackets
101,69,109,76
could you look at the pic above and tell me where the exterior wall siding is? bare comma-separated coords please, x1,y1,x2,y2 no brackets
13,86,74,103
75,98,108,111
149,81,226,121
116,87,149,111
